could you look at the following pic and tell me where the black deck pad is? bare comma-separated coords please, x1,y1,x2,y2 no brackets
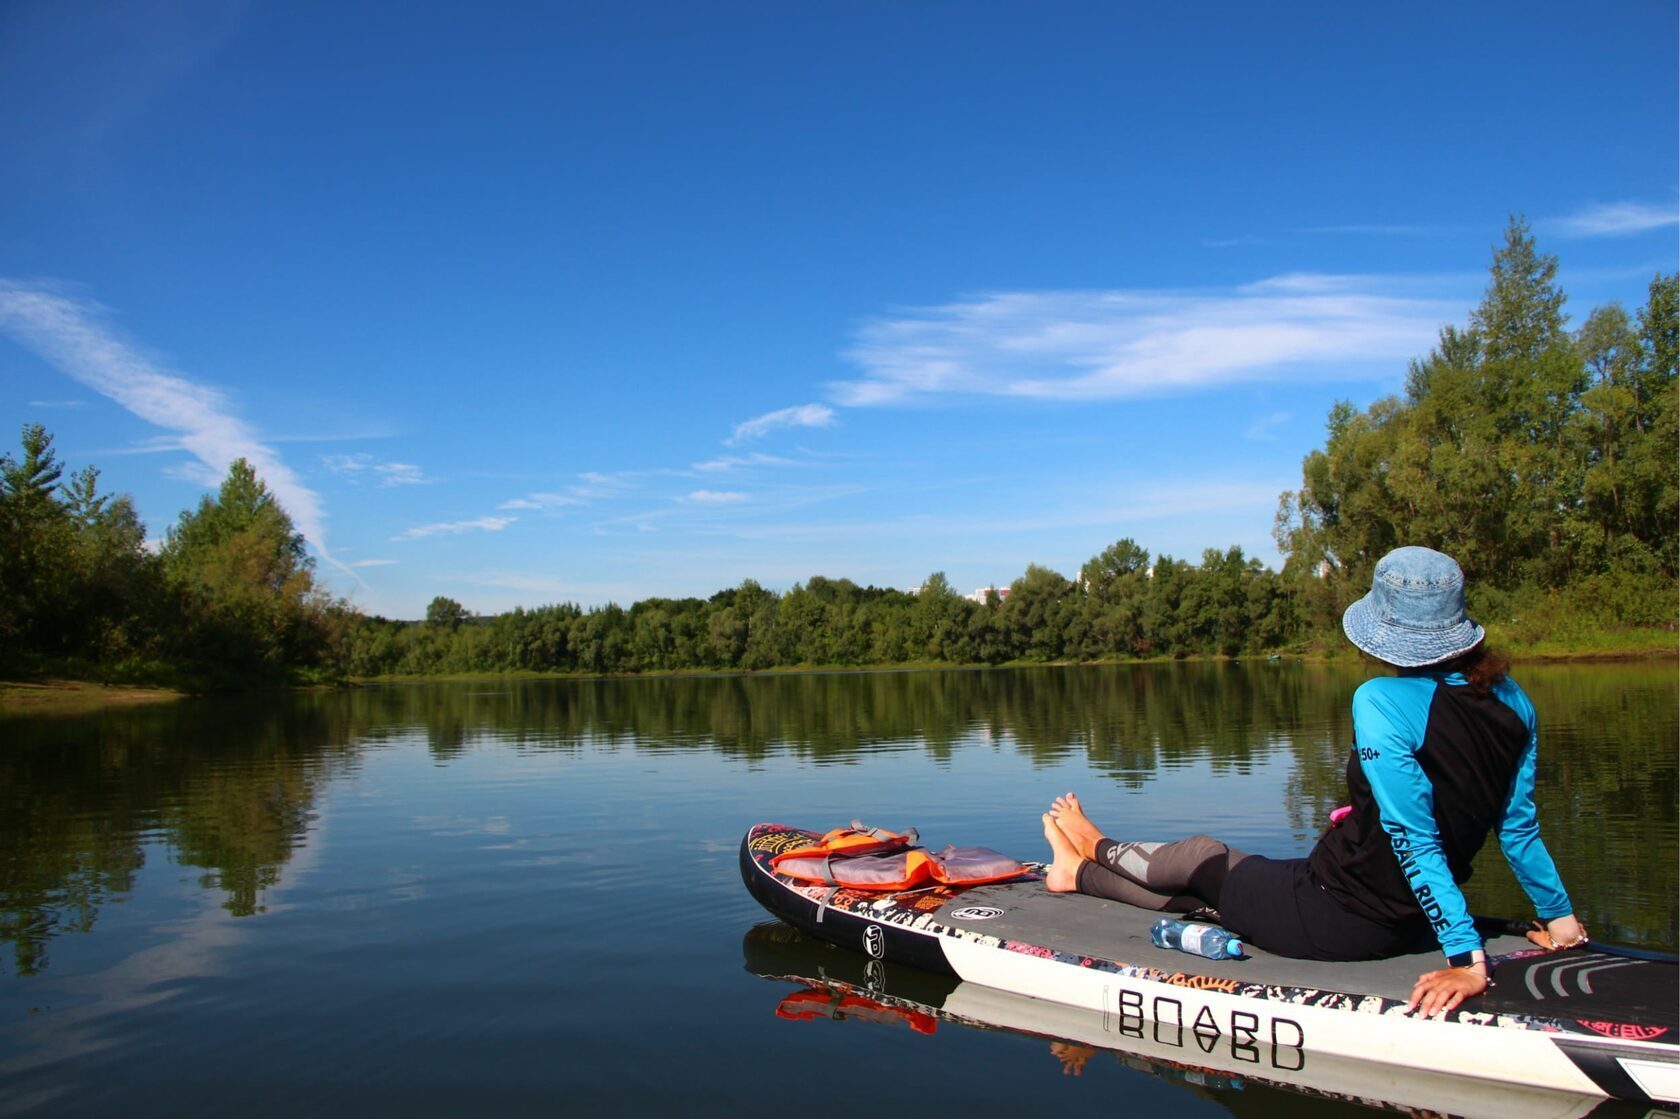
934,880,1677,1032
1482,951,1678,1035
928,879,1540,1003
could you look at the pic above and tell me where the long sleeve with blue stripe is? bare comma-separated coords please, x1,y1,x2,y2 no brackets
1351,678,1480,956
1349,674,1573,959
1489,680,1573,920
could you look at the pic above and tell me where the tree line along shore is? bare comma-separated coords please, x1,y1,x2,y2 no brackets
2,221,1674,701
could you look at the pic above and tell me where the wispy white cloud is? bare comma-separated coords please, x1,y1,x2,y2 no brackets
498,492,584,511
691,451,795,473
0,280,356,580
1206,226,1444,249
91,435,188,456
717,479,1286,543
26,398,87,409
833,278,1456,405
394,516,516,541
1297,223,1445,238
94,430,393,457
351,558,398,568
375,462,429,486
595,483,867,536
163,460,225,486
728,403,835,445
323,452,434,487
497,470,644,511
1243,410,1291,441
1547,200,1677,238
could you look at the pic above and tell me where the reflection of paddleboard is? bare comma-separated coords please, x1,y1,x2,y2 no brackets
741,823,1679,1105
742,922,1616,1119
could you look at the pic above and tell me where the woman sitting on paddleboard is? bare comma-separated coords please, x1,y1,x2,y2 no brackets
1041,545,1588,1018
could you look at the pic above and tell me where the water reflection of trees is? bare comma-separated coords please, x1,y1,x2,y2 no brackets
0,700,355,974
343,664,1370,778
2,662,1674,975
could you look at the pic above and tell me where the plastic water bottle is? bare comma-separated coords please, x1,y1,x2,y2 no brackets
1151,917,1243,960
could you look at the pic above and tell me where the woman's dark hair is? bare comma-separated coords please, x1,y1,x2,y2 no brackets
1435,642,1509,698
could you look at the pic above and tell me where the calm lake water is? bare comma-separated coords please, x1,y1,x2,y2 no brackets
1,662,1674,1117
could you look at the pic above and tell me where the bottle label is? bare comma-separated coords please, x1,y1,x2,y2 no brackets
1181,924,1208,954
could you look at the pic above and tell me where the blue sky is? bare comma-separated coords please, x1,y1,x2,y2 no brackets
2,1,1674,618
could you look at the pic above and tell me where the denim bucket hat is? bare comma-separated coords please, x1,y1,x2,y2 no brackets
1341,546,1485,668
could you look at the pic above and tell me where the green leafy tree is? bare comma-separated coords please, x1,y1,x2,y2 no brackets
425,596,468,632
1075,539,1152,657
64,468,156,662
912,572,972,661
1,423,65,516
1080,539,1150,601
1576,302,1644,566
1472,221,1586,583
162,459,335,682
0,425,73,661
1003,564,1076,661
0,426,161,670
1278,222,1677,646
1632,275,1679,575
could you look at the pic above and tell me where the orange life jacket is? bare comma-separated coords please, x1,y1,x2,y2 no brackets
770,823,1027,891
770,823,923,889
776,822,919,860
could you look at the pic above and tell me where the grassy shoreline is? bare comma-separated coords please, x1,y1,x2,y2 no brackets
0,679,188,714
347,643,1675,686
5,631,1671,714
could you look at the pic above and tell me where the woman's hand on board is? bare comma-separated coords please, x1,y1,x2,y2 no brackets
1406,964,1488,1018
1527,915,1589,951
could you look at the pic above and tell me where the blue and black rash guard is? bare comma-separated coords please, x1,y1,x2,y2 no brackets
1307,673,1573,959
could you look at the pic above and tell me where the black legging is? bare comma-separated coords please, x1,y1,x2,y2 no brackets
1076,836,1434,960
1074,835,1251,913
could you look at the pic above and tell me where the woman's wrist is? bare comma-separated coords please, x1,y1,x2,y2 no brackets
1545,916,1589,948
1447,949,1491,986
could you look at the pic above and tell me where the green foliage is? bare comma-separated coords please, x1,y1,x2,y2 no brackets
0,431,350,690
425,596,468,632
344,542,1323,677
160,459,341,684
1276,218,1677,630
0,426,163,673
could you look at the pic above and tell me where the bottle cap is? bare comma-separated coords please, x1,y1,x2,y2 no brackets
1228,940,1243,957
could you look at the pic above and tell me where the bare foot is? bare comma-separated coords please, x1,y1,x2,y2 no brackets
1042,813,1084,893
1048,792,1104,861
